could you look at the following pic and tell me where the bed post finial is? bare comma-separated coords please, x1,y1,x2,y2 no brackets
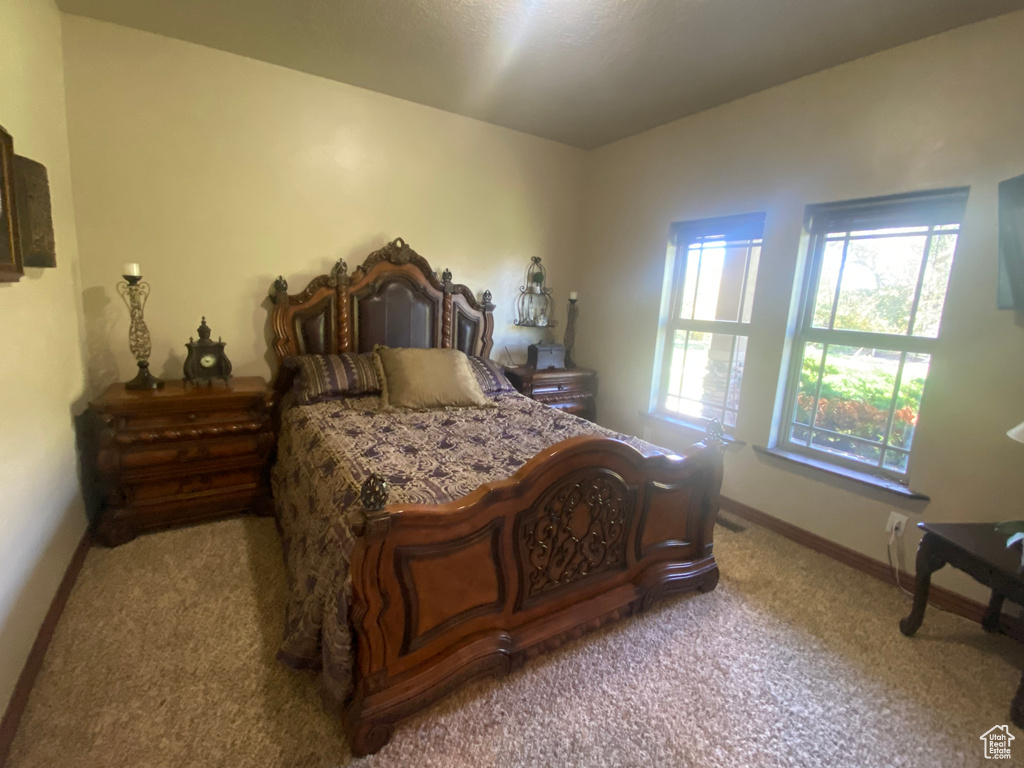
331,258,349,286
271,275,289,304
350,473,391,538
360,473,390,511
481,290,494,311
701,418,726,451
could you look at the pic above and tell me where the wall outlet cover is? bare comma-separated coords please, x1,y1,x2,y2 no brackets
886,511,908,536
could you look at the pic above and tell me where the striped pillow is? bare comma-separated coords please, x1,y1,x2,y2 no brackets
468,356,515,395
291,353,381,404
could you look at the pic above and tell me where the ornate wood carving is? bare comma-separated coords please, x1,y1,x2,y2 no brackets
268,238,494,368
342,433,724,756
111,420,267,444
14,155,56,268
441,269,454,349
333,259,351,353
271,276,288,303
515,469,632,607
0,125,24,283
351,238,443,288
345,717,394,758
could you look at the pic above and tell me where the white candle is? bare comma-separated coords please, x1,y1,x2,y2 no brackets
123,262,141,277
568,291,578,300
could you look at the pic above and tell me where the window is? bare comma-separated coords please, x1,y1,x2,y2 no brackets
653,213,765,428
778,188,969,481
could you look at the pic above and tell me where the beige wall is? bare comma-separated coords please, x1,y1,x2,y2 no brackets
577,11,1024,601
0,0,87,712
61,16,587,390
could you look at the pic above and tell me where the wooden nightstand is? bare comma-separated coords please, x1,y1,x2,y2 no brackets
503,366,598,422
88,377,274,546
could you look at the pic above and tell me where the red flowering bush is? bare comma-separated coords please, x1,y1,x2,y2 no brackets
795,351,922,458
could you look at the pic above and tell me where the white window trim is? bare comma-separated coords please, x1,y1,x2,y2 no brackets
775,188,969,483
650,212,765,431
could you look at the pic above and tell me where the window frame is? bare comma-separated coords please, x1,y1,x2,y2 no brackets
776,188,969,483
651,212,766,431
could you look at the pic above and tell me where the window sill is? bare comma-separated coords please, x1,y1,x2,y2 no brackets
639,411,746,448
752,445,929,500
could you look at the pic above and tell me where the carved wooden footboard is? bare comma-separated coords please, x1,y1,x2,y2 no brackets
344,432,724,755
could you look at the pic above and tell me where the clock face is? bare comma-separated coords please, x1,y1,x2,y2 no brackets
200,353,217,369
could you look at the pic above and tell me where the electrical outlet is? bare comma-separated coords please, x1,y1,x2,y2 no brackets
885,511,908,537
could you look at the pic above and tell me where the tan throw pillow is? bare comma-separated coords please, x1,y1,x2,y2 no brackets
373,346,492,410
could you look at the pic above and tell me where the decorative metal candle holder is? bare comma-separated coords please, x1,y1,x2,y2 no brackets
563,296,578,369
513,256,557,328
116,274,164,390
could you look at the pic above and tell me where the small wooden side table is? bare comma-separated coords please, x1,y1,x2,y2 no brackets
88,377,274,546
899,522,1024,727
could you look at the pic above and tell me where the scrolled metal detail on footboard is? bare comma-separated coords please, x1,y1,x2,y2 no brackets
701,418,726,451
360,473,390,511
349,473,392,538
515,468,633,607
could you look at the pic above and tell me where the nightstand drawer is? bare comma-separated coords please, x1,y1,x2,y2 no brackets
532,381,585,396
99,487,270,541
119,467,265,505
114,408,266,434
107,434,272,472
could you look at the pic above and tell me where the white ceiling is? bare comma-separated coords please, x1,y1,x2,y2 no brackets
56,0,1024,149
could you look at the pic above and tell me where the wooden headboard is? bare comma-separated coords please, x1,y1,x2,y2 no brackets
269,238,495,372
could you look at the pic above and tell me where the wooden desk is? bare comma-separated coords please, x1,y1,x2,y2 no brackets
900,522,1024,727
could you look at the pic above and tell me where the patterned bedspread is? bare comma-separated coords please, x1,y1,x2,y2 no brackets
271,391,666,704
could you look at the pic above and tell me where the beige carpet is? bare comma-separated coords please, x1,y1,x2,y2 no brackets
7,512,1023,768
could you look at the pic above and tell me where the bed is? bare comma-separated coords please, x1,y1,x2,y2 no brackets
267,238,725,755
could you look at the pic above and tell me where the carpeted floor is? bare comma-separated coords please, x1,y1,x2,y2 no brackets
6,512,1023,768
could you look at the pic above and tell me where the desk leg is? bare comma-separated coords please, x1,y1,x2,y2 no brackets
982,591,1005,633
899,533,945,637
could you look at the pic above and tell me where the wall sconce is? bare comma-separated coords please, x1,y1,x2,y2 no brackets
513,256,557,328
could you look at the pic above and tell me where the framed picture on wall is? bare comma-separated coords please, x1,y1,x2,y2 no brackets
0,124,24,283
15,155,56,269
